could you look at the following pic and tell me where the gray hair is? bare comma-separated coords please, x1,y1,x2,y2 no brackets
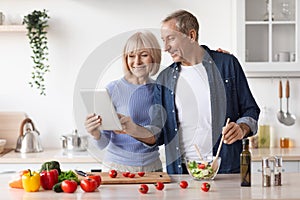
162,10,199,41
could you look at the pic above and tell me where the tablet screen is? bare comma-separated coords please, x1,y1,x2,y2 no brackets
80,89,122,131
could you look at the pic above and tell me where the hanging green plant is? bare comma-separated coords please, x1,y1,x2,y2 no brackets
23,9,50,95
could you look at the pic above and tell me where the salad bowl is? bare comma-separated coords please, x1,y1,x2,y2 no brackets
185,156,221,180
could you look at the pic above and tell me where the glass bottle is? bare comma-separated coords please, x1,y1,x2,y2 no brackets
262,157,271,187
274,156,282,186
241,138,251,187
258,106,271,148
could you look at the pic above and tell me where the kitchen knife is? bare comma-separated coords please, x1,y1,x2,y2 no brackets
74,169,88,177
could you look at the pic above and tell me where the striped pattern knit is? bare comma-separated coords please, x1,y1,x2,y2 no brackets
93,77,160,166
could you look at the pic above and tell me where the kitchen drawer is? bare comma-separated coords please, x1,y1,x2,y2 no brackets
0,162,103,173
60,163,102,172
0,163,40,172
252,161,299,173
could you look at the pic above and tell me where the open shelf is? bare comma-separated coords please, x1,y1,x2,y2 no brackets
0,25,26,32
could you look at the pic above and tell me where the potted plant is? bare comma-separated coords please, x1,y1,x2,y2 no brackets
23,9,50,95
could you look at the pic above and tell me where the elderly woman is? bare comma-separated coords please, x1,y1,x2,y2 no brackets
85,31,162,172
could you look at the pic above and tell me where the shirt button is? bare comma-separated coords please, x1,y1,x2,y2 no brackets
173,76,177,79
172,110,175,113
171,92,173,95
209,60,212,64
175,67,178,71
176,147,179,150
178,165,181,168
225,79,229,83
175,128,177,131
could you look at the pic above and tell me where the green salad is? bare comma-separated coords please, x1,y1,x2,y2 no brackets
187,160,215,179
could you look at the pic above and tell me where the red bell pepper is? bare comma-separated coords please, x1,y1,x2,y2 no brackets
40,163,59,190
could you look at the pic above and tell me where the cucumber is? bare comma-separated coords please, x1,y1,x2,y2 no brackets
52,182,63,193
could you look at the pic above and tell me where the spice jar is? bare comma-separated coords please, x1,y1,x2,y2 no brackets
274,156,282,186
280,137,289,148
262,157,271,187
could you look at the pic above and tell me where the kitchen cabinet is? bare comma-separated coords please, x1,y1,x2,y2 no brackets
250,148,300,172
236,0,300,72
0,149,102,172
0,25,26,32
0,163,102,172
2,173,300,199
252,160,299,173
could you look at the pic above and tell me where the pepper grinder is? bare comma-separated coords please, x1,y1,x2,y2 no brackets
262,157,271,187
274,156,282,186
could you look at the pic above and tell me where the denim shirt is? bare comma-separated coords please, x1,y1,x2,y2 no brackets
147,45,260,174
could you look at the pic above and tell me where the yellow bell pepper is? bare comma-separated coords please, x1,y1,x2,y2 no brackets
22,169,40,192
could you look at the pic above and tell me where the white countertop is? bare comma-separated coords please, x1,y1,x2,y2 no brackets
2,173,300,199
0,149,97,164
1,147,300,164
251,147,300,161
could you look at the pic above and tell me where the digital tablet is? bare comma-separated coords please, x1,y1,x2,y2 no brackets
80,89,122,131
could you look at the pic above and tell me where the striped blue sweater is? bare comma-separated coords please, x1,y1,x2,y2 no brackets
94,77,160,166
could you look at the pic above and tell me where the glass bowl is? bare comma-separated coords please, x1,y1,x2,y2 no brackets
185,156,221,180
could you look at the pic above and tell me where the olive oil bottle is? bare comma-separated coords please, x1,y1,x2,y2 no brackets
240,138,251,187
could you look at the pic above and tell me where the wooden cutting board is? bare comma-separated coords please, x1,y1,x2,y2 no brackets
0,112,27,149
77,172,172,184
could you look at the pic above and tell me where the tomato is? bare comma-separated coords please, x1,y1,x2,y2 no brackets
179,180,188,189
201,182,210,192
61,180,78,193
128,173,135,178
198,164,206,169
139,184,149,194
87,175,101,187
155,182,164,190
122,172,130,177
80,178,98,192
137,172,145,177
109,170,117,178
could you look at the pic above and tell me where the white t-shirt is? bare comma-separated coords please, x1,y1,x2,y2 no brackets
175,63,212,161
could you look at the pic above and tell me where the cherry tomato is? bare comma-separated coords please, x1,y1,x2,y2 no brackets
198,164,206,169
139,184,149,194
128,173,135,178
80,178,98,192
179,180,188,189
122,172,130,177
137,172,145,177
61,180,78,193
87,175,101,187
201,182,210,192
155,182,164,190
109,170,117,178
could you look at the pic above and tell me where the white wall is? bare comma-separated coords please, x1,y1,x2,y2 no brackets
0,0,299,150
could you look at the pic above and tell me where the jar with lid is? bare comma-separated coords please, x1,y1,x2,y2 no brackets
274,156,282,186
262,157,271,187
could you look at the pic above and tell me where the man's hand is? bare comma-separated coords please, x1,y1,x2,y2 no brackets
118,114,156,145
222,122,250,144
84,113,101,140
118,114,139,135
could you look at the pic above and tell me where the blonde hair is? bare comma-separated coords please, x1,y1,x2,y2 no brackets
162,10,199,42
123,31,161,76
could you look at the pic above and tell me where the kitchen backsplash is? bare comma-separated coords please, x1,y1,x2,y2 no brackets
247,77,300,147
0,0,299,150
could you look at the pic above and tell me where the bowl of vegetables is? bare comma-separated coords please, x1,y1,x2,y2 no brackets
186,156,221,180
